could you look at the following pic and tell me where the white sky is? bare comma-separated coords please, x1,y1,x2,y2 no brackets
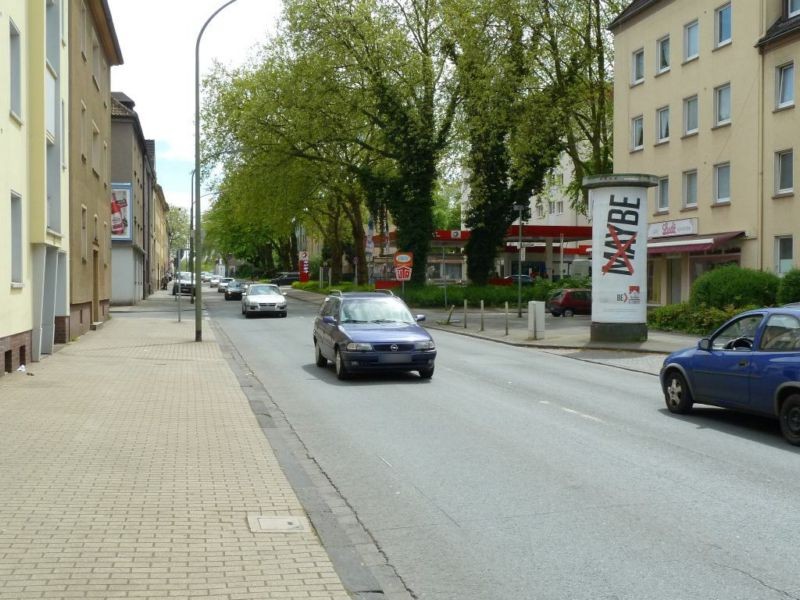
107,0,282,211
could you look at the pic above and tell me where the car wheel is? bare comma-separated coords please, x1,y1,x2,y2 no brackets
563,308,574,317
550,311,560,317
241,305,245,315
664,370,693,414
779,394,800,446
334,348,349,380
419,366,434,379
314,341,327,367
244,311,251,319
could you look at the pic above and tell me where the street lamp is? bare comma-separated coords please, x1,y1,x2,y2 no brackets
513,203,526,317
194,0,241,342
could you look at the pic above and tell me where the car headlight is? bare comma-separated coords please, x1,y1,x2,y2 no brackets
346,342,373,351
415,340,435,350
278,303,287,308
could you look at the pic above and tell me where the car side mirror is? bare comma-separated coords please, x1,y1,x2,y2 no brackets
322,315,337,325
415,314,426,322
698,338,712,351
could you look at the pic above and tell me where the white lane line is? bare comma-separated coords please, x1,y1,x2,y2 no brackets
560,406,605,423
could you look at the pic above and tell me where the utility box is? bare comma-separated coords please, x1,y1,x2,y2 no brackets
527,301,546,340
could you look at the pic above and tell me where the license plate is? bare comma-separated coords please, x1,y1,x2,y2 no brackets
380,354,411,364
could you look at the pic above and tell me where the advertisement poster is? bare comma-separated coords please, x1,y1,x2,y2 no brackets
111,183,132,241
590,186,648,324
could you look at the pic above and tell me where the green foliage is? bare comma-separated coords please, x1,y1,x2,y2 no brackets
166,206,190,256
777,269,800,304
649,303,759,336
689,265,779,309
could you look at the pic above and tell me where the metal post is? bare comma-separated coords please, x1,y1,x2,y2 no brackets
442,246,448,308
480,300,484,332
463,300,468,329
189,171,194,305
195,0,241,342
176,252,181,322
514,204,525,317
504,301,509,335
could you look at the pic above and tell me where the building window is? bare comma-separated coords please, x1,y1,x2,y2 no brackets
656,106,670,142
776,236,794,275
61,100,66,169
791,0,800,18
714,83,731,125
10,20,22,119
683,170,698,207
11,193,23,283
80,103,87,160
81,206,88,261
632,116,644,150
548,201,555,215
715,3,732,47
536,204,544,219
684,95,699,134
657,36,670,73
91,123,100,175
632,49,644,83
714,163,731,203
684,20,699,61
657,177,669,211
777,63,795,109
556,200,564,215
777,149,794,194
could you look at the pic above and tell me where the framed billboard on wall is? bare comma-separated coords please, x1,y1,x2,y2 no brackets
111,183,133,241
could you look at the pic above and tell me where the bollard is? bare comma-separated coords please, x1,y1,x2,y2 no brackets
505,301,509,336
480,300,484,332
464,300,468,329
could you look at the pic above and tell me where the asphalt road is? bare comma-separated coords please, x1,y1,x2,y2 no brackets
207,287,800,600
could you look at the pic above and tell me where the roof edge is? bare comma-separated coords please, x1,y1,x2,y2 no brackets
609,0,663,32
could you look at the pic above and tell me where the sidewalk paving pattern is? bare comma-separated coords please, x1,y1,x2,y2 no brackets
0,304,350,599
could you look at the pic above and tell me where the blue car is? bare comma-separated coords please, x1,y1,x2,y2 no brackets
660,307,800,445
313,291,437,380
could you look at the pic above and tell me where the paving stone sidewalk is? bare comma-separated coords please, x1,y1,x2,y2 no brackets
0,308,349,599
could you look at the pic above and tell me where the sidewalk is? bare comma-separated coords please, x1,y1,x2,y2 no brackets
0,291,350,600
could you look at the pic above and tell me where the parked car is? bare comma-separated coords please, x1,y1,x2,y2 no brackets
201,272,212,283
210,275,222,287
312,291,436,380
241,284,287,318
546,288,591,317
271,272,300,286
503,274,534,285
660,307,800,445
172,271,195,296
225,281,244,301
217,277,234,293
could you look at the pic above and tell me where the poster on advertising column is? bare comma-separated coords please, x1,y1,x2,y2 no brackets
587,178,656,324
110,183,133,241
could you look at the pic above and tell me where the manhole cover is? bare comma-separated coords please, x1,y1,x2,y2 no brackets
247,515,311,533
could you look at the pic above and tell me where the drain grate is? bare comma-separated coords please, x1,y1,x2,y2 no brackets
247,514,311,533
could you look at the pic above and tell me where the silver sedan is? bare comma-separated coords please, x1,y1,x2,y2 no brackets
241,284,287,318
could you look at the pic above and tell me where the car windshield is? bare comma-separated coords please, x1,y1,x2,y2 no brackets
340,298,415,324
249,285,279,296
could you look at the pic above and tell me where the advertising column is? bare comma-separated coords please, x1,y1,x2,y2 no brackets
583,174,658,342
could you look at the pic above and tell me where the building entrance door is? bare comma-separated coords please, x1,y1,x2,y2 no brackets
667,258,682,304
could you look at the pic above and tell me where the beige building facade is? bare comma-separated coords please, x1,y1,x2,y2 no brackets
67,0,122,339
1,0,70,373
611,0,800,304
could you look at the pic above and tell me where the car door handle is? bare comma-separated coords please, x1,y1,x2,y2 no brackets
738,360,748,367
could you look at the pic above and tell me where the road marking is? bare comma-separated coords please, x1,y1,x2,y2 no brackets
560,406,605,423
379,456,393,468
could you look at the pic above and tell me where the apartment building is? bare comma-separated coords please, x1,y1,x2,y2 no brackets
611,0,800,304
109,92,156,304
67,0,122,338
1,0,70,373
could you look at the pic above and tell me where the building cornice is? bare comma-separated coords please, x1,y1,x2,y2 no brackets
608,0,664,32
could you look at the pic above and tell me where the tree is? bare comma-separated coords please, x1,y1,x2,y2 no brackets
167,206,190,257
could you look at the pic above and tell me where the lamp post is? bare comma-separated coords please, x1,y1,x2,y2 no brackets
195,0,240,342
513,203,526,317
189,169,195,305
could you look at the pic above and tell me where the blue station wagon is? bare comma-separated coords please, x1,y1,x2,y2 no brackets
660,307,800,445
313,291,436,380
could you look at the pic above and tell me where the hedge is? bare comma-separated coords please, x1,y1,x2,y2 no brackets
777,269,800,305
689,265,779,309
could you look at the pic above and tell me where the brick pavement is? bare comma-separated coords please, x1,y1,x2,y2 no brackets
0,309,350,599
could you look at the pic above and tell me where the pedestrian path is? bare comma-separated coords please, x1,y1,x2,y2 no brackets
0,293,349,600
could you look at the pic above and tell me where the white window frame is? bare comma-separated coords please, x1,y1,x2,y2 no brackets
555,200,564,215
776,236,794,275
714,83,732,126
715,3,732,48
684,95,699,135
10,20,22,119
11,192,23,284
657,36,670,73
632,115,644,150
714,162,731,204
791,0,800,18
657,177,669,212
632,48,645,84
777,62,795,109
683,170,698,208
776,149,794,194
92,35,101,89
684,20,699,61
656,106,670,142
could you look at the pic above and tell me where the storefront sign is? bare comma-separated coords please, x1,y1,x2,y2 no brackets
648,218,697,239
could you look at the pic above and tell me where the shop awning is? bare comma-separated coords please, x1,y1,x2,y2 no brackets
647,231,745,255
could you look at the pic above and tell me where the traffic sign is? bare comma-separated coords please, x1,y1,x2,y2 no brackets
394,265,412,281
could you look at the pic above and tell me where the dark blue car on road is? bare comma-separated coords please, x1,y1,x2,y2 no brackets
660,307,800,445
313,291,436,380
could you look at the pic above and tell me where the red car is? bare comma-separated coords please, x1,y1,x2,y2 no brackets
546,288,591,317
